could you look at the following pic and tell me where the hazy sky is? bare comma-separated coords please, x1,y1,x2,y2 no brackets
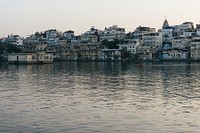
1,0,200,37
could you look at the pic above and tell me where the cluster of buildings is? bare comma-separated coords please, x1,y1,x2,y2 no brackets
2,19,200,62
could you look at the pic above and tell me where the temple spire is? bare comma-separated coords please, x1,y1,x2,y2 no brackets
162,17,169,29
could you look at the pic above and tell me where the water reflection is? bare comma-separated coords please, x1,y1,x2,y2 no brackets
0,62,200,133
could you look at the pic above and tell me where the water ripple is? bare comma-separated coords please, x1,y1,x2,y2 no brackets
0,62,200,133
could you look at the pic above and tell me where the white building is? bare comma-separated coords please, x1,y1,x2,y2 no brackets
81,34,98,43
80,27,99,43
178,22,194,30
100,25,125,41
173,22,194,37
35,43,48,51
63,30,74,40
118,39,140,55
196,24,200,36
142,32,162,51
197,29,200,36
132,26,156,41
5,34,23,45
15,39,23,45
172,37,191,49
162,27,174,43
46,29,60,45
162,50,187,59
190,37,200,60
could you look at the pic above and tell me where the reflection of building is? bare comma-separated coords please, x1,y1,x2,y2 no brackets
8,52,53,64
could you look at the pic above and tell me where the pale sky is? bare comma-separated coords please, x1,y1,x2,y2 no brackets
0,0,200,37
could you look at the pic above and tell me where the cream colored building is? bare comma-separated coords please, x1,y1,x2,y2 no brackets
8,52,53,64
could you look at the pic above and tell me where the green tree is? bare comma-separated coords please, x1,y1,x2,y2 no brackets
121,51,130,59
101,39,119,49
5,44,21,53
0,45,3,55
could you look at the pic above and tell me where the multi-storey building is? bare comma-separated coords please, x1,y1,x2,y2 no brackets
118,39,140,55
5,34,23,45
142,32,162,51
46,29,61,45
78,43,100,60
99,49,121,61
62,30,75,41
196,24,200,36
100,25,125,41
172,37,191,49
173,22,194,37
190,37,200,60
131,26,156,41
162,27,174,41
162,49,188,60
80,27,99,43
137,45,155,60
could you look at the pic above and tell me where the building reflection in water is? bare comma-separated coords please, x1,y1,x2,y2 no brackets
1,62,200,132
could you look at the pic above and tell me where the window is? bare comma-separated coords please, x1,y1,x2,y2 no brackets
45,56,49,60
32,56,35,60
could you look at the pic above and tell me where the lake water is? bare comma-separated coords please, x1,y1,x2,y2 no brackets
0,62,200,133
